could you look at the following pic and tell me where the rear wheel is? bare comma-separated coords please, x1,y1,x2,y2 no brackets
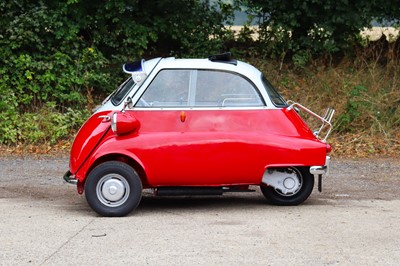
85,161,142,217
260,167,314,206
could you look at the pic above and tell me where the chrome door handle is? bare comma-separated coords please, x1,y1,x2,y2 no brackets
98,115,111,122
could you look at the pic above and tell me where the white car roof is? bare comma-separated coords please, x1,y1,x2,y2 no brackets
151,57,262,81
97,55,283,113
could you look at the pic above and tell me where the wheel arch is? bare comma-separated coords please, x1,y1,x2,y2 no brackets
86,153,149,188
260,165,315,205
261,165,312,185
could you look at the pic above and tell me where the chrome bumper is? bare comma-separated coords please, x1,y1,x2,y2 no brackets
310,156,330,192
63,170,78,185
310,156,330,175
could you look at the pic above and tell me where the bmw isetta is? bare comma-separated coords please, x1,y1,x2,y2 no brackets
63,53,334,217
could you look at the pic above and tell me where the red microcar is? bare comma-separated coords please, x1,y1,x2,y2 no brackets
63,53,335,217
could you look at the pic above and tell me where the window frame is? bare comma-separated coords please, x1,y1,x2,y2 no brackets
111,77,136,106
134,68,266,109
261,75,288,108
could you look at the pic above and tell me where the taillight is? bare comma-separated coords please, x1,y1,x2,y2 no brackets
326,144,332,153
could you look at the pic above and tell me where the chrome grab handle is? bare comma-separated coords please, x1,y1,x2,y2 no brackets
98,115,111,122
287,101,335,142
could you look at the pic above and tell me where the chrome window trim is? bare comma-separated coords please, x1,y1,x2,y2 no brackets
133,68,266,109
130,106,269,111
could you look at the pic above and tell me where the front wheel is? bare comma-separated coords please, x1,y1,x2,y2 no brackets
85,161,142,217
260,167,314,206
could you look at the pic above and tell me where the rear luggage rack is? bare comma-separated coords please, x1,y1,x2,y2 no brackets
287,101,335,142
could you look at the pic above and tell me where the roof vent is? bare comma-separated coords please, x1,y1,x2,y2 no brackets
208,52,237,65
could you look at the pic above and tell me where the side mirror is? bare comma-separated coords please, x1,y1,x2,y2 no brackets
123,60,147,84
122,96,133,111
111,111,140,136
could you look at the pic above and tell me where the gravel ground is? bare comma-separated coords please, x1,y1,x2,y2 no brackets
1,155,399,202
0,156,399,265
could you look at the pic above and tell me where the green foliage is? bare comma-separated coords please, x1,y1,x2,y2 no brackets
0,102,90,145
292,51,311,68
335,85,370,133
0,0,399,147
0,0,232,146
132,1,233,57
0,1,113,109
239,0,399,58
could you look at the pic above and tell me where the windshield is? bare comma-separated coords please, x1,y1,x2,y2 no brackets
261,75,287,107
111,78,136,105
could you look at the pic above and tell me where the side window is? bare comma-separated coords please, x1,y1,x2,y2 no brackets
111,78,136,105
136,70,190,107
261,75,287,107
195,70,264,107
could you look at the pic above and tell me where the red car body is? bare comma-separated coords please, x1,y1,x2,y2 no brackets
64,54,334,216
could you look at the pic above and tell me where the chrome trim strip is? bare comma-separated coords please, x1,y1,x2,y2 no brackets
130,106,269,111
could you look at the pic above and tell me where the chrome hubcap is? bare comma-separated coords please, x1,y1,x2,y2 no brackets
102,179,125,201
283,177,296,190
275,168,302,196
96,174,130,207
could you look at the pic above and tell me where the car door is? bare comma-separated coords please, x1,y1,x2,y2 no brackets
182,70,268,185
124,69,193,186
125,68,268,186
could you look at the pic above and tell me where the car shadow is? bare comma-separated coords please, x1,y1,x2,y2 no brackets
134,192,329,215
139,193,265,210
51,188,338,217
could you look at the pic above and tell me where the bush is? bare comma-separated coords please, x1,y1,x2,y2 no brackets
0,102,90,145
0,0,399,154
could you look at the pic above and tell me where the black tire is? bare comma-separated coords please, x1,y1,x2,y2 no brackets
85,161,142,217
260,167,314,206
